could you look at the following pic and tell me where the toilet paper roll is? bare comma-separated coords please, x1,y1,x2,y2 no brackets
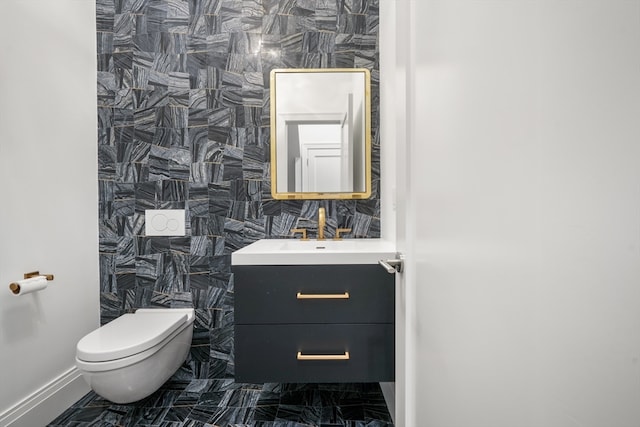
9,276,48,296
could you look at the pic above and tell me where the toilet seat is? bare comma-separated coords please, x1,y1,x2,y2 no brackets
77,310,188,363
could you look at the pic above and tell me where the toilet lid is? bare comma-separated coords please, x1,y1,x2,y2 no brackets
76,311,187,362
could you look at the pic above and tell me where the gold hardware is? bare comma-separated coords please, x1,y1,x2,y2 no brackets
333,228,352,240
24,271,54,281
291,228,308,240
9,272,54,295
296,292,350,299
297,351,350,361
317,207,326,240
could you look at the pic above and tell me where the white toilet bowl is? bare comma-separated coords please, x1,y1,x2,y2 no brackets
75,308,195,404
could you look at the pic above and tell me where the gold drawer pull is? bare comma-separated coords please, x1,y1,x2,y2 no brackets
296,292,350,299
297,351,350,361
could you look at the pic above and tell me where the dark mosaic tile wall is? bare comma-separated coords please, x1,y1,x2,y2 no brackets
97,0,380,379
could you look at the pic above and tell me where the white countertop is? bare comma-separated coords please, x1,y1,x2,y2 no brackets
231,238,396,265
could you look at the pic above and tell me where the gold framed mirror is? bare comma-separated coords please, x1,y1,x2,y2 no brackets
270,68,372,200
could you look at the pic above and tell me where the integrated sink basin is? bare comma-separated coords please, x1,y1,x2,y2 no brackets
231,238,396,265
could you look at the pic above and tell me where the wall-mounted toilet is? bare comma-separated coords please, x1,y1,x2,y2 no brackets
75,308,195,404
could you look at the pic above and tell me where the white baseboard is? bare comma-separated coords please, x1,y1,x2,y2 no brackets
0,367,90,427
380,381,396,424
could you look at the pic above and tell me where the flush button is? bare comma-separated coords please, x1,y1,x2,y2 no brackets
145,209,185,236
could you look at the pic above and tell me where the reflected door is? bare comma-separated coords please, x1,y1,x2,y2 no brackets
304,147,342,192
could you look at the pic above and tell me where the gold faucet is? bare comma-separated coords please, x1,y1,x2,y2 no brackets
317,207,326,240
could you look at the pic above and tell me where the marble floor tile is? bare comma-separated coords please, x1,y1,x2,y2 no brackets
48,380,393,427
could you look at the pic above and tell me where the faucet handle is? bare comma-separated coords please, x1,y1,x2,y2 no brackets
333,228,352,240
291,228,308,240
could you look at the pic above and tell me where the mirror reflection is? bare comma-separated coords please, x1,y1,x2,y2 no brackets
270,69,371,199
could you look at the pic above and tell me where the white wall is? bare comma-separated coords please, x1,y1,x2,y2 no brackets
402,1,640,426
0,1,99,425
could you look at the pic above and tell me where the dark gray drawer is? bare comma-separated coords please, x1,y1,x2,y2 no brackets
235,323,394,383
234,265,394,325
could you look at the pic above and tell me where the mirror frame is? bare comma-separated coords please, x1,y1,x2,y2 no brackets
269,68,372,200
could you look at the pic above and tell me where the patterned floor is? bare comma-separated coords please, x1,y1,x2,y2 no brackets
48,380,394,426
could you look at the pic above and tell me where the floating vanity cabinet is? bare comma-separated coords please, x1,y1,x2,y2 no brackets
234,264,395,383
